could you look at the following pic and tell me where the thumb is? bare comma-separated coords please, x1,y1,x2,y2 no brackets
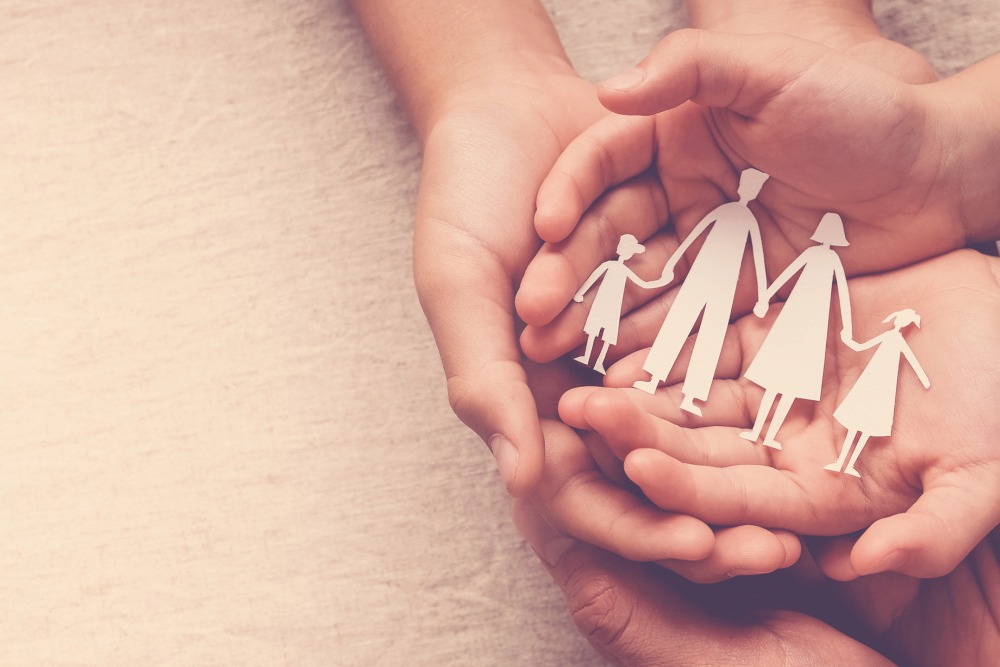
511,502,863,666
851,470,1000,578
414,228,544,498
512,500,714,666
598,29,832,117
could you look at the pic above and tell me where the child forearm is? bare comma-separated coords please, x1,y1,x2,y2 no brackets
348,0,574,140
686,0,879,41
934,54,1000,243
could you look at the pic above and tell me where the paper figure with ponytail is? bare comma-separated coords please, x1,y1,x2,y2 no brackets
824,308,931,477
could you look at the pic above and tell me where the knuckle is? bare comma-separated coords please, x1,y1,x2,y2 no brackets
445,374,485,430
566,571,638,652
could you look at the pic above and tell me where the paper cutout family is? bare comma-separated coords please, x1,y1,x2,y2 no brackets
572,168,930,477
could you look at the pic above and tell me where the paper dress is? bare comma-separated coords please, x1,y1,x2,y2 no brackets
825,309,930,477
740,212,853,449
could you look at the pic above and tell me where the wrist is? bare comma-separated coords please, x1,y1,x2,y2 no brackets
419,50,578,142
931,61,1000,243
687,0,880,47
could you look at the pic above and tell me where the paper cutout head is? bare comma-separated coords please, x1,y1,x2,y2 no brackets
737,168,769,203
883,308,921,330
616,233,646,260
810,212,849,247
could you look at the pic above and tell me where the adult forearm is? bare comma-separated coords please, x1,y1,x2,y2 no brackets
348,0,573,139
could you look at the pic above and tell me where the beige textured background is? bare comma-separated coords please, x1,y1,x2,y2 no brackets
0,1,995,665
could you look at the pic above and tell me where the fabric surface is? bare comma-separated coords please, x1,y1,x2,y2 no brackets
0,1,996,665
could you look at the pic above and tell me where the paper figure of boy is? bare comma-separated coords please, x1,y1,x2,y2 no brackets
574,234,665,374
824,308,930,477
740,212,853,449
632,168,769,417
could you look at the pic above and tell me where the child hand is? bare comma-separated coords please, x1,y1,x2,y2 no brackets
558,250,1000,580
516,29,992,367
522,418,801,584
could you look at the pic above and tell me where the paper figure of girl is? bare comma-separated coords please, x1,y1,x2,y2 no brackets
632,167,769,416
824,308,930,477
739,212,853,449
574,233,665,374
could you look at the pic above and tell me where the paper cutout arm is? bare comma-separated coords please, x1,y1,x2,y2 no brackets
665,212,718,276
626,268,670,290
843,331,885,353
832,256,854,340
901,339,931,389
753,252,807,317
575,263,611,302
747,215,767,303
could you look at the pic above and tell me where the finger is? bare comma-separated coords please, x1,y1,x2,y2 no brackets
564,387,767,466
623,448,845,533
806,534,862,582
517,172,670,328
598,29,830,117
851,465,1000,578
414,222,543,498
519,231,681,363
535,420,714,562
534,114,656,243
512,501,882,665
660,526,802,584
602,305,753,387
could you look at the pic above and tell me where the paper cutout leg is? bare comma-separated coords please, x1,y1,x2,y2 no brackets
827,309,930,477
823,429,859,473
677,297,731,416
634,288,707,395
574,335,598,368
844,434,872,477
739,390,792,450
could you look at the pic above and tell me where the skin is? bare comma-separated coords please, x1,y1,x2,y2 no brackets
515,499,1000,666
516,30,1000,369
349,0,610,495
354,1,1000,663
560,250,1000,579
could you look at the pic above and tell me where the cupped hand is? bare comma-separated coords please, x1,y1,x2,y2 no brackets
518,416,801,584
413,71,606,495
516,29,968,367
515,498,1000,666
560,250,1000,579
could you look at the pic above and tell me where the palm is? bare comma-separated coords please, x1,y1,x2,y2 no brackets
411,72,607,492
832,531,1000,665
562,250,1000,575
516,32,964,368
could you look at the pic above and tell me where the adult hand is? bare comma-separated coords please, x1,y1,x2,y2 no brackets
515,499,1000,666
414,71,605,495
515,25,970,367
513,501,897,666
350,0,613,495
560,250,1000,579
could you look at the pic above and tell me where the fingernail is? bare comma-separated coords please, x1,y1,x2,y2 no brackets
601,68,645,92
512,503,576,567
726,568,766,578
488,434,519,492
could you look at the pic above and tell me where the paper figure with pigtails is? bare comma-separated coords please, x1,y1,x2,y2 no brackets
632,167,769,417
573,234,668,374
824,308,931,477
739,212,854,450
